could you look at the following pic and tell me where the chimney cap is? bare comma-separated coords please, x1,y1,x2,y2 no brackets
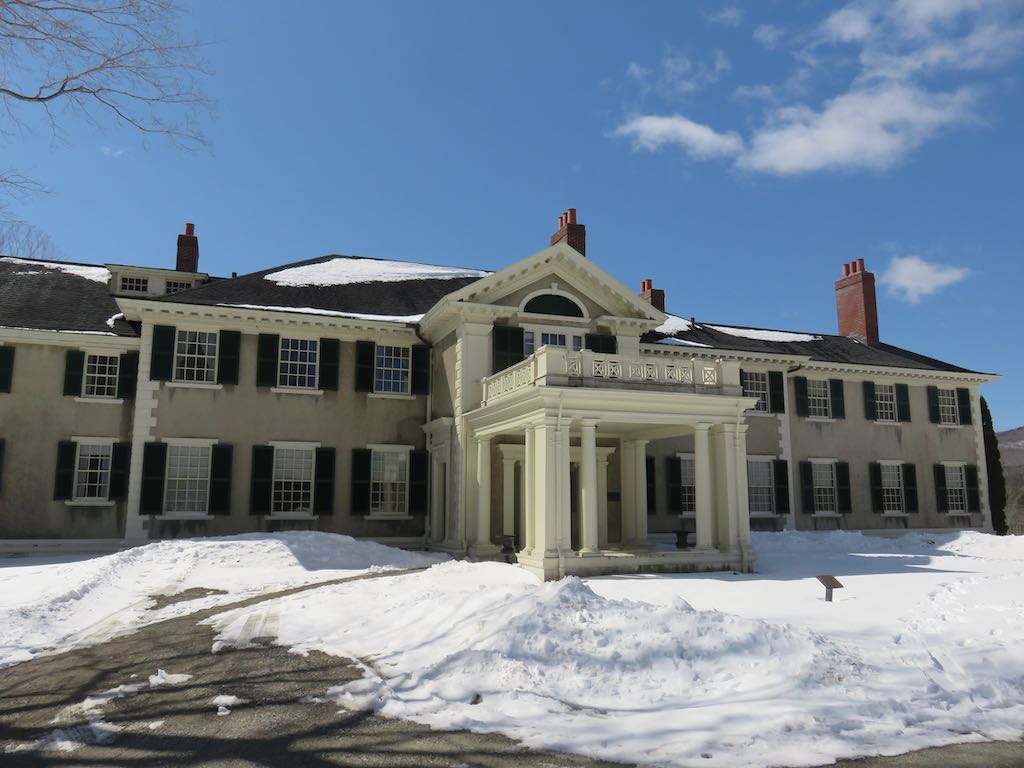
184,222,195,237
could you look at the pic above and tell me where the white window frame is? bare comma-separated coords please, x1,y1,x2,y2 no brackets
373,344,411,395
675,452,696,517
937,388,960,426
746,457,775,515
69,436,117,504
165,280,191,294
807,379,831,419
120,276,149,293
810,458,838,515
172,328,219,384
368,444,413,520
162,438,217,517
81,352,120,399
942,461,968,514
875,383,898,423
276,336,319,390
879,459,905,515
522,324,584,357
741,371,769,412
268,441,319,517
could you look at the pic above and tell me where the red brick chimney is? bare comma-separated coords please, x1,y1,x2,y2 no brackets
640,278,665,312
550,208,586,257
835,258,879,342
176,222,199,273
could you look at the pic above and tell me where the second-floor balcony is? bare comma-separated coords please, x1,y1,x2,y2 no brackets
481,346,742,406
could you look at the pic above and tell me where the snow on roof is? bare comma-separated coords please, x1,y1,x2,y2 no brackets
217,303,423,323
655,314,694,335
705,324,822,343
0,324,117,336
0,257,110,284
264,257,489,288
651,337,711,348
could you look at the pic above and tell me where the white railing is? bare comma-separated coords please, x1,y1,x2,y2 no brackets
481,347,737,405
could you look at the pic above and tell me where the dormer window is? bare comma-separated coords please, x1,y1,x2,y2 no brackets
120,276,148,293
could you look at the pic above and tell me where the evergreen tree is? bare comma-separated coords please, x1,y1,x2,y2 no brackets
981,397,1007,534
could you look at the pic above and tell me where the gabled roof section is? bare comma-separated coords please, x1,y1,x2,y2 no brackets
0,256,137,336
645,314,989,375
153,254,490,320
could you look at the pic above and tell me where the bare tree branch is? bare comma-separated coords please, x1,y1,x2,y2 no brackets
0,217,61,258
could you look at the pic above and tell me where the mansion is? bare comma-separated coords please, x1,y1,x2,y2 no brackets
0,211,996,579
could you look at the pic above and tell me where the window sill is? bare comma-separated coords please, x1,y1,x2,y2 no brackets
154,514,214,521
749,512,780,517
805,417,836,423
165,381,223,391
938,424,963,429
74,397,125,405
368,392,416,400
873,420,901,426
366,514,413,521
265,514,318,521
881,511,909,517
270,387,324,396
64,499,116,508
745,410,777,417
678,512,697,519
812,511,841,518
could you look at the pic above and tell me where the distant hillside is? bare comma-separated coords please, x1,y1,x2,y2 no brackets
998,427,1024,529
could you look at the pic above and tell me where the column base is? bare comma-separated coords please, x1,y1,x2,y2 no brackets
468,543,503,560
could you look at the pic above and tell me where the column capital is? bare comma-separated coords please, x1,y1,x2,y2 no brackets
475,435,492,447
694,422,713,433
579,418,599,429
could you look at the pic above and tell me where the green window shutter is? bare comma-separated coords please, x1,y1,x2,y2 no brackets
585,333,617,354
895,383,911,422
351,448,372,514
646,455,656,515
409,450,429,515
0,438,5,494
902,463,918,512
956,388,973,425
54,441,77,500
794,377,809,417
965,465,980,512
836,462,852,513
768,371,785,414
209,444,233,515
927,386,941,423
799,461,814,513
313,447,336,515
150,325,176,381
256,334,279,388
666,456,682,513
491,326,525,375
63,350,86,396
410,344,430,395
108,443,130,500
250,446,274,515
117,352,139,400
933,465,949,513
773,459,790,513
829,379,846,420
0,346,14,393
869,462,883,513
319,338,340,391
862,381,877,421
217,330,241,385
355,341,375,392
140,442,167,514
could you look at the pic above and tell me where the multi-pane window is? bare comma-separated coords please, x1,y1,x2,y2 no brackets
881,464,904,512
278,338,318,389
747,461,774,514
83,354,119,398
371,449,408,518
812,462,836,513
938,388,959,425
165,281,191,294
875,384,897,422
272,448,314,515
742,371,769,412
678,456,696,514
120,276,149,293
374,345,410,394
945,465,967,512
807,380,831,418
523,331,584,356
174,330,218,383
164,445,210,514
74,444,112,500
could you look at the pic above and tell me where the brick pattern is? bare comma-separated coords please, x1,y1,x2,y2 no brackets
835,260,879,342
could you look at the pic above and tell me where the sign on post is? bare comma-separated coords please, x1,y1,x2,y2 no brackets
816,574,844,602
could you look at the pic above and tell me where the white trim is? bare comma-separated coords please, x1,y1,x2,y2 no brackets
154,514,214,521
161,437,219,446
74,397,125,405
268,440,322,449
71,435,118,445
276,335,320,390
877,459,903,466
940,460,968,468
64,499,116,508
367,443,415,451
271,387,325,396
518,286,591,321
265,514,318,521
368,392,416,400
164,381,223,391
808,457,838,464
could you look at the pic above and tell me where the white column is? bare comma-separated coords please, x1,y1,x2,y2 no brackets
533,418,559,558
502,455,517,538
473,436,492,551
597,455,609,549
124,322,157,542
633,439,650,546
579,420,599,555
694,423,714,550
556,420,572,555
718,424,739,551
620,439,637,545
523,425,535,555
734,424,752,546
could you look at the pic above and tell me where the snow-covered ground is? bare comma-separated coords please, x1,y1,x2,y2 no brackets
0,532,445,668
206,531,1024,768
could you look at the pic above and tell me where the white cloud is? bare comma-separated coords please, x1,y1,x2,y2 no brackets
738,83,975,174
661,49,731,94
822,6,875,42
101,146,126,159
706,7,744,27
626,61,651,81
614,115,744,159
880,255,971,303
753,24,784,49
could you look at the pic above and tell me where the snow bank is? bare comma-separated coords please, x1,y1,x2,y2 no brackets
706,324,822,342
1,257,110,284
264,258,488,287
208,532,1024,768
0,532,445,668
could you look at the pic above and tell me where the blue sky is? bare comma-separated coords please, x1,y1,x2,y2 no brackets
6,1,1023,429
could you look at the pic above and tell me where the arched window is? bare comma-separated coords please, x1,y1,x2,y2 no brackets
522,293,584,318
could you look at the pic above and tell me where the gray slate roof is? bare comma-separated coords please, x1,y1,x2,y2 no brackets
0,257,138,337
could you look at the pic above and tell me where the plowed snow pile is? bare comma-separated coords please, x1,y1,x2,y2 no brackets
208,531,1024,768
